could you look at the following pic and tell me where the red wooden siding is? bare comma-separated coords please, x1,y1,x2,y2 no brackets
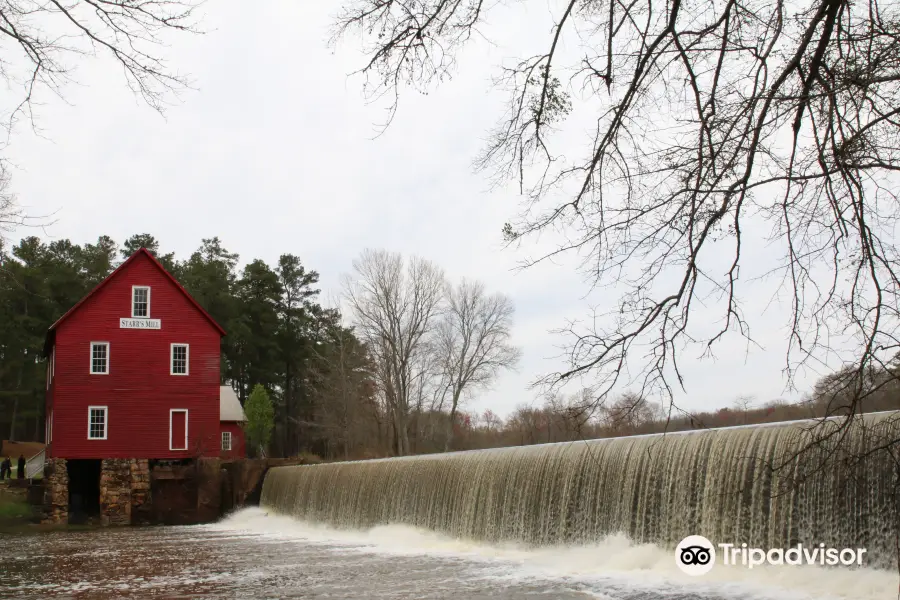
219,422,246,459
46,251,223,459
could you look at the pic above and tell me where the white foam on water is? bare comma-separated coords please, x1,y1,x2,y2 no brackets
211,508,898,600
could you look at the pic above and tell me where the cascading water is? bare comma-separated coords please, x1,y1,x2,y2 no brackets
261,411,900,569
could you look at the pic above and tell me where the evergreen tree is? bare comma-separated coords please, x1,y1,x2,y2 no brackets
244,384,274,458
121,233,176,272
275,254,320,456
233,260,282,400
178,238,241,383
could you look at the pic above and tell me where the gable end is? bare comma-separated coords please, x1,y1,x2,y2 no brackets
43,248,226,356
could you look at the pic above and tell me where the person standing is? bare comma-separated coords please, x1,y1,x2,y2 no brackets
0,457,7,480
2,457,10,480
17,454,25,479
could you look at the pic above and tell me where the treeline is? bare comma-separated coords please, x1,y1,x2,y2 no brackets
446,359,900,451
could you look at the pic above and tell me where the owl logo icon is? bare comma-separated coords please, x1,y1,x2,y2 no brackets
676,535,716,575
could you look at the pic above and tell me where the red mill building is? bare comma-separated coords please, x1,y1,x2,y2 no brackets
41,248,246,524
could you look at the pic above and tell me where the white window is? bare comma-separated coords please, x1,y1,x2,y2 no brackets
88,406,108,440
90,342,109,374
221,431,232,451
132,286,150,318
170,344,189,375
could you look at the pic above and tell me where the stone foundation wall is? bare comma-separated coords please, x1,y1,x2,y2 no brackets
37,457,304,527
42,458,68,525
130,459,152,524
100,459,132,526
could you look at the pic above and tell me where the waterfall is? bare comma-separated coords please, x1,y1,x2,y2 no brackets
261,412,900,568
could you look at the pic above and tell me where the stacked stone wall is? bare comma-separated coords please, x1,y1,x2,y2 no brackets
41,458,68,525
130,459,152,524
99,459,132,525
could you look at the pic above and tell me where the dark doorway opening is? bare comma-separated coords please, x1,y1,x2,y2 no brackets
67,459,101,524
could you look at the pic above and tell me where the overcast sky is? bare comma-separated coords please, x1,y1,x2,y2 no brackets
4,1,826,417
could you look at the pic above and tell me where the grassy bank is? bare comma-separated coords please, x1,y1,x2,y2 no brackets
0,484,37,532
0,496,32,519
0,484,105,533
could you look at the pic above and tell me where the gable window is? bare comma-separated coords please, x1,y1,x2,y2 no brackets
221,431,232,451
132,286,150,318
90,342,109,374
88,406,108,440
171,344,189,375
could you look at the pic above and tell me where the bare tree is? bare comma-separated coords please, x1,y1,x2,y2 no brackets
0,1,200,241
343,249,445,456
0,0,200,131
601,392,664,433
732,395,757,425
333,0,900,444
433,279,520,450
0,164,20,235
481,408,503,432
306,303,381,459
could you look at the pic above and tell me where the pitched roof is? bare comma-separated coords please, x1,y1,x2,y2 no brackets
44,248,226,356
220,385,246,422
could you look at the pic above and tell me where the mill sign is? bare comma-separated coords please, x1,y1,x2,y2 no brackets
119,318,162,329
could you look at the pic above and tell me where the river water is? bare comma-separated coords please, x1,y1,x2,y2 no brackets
0,508,895,599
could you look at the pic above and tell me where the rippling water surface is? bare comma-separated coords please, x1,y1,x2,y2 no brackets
1,508,895,599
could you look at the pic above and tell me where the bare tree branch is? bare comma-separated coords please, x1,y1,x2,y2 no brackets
0,0,201,137
335,0,900,461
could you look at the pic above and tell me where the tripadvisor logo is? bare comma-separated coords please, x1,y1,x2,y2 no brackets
675,535,868,576
676,535,716,575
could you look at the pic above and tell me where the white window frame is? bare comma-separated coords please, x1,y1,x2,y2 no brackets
90,342,110,375
221,430,232,451
169,409,189,451
132,285,151,318
87,406,108,440
170,343,190,376
47,347,55,390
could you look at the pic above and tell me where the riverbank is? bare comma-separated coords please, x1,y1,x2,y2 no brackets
0,481,102,534
0,483,31,516
0,482,37,531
